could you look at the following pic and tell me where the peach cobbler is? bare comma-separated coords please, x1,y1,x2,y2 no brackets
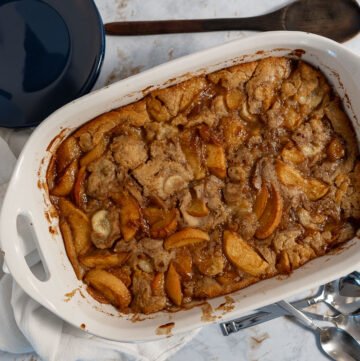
47,57,360,314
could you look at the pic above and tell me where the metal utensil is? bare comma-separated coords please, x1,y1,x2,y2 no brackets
313,280,360,315
304,310,360,343
339,272,360,298
105,0,360,43
220,281,360,336
278,300,360,361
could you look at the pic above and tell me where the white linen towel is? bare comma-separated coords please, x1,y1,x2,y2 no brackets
0,133,199,361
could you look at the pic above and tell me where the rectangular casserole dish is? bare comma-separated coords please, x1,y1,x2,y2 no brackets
1,31,360,342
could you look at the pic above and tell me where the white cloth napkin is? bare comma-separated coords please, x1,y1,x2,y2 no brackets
0,134,199,361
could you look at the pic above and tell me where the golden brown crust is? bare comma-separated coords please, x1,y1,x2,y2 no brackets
47,57,359,314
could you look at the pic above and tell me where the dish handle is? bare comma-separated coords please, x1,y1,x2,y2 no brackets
0,183,58,313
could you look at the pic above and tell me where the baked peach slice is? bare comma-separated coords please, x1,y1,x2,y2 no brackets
80,137,109,167
180,130,205,180
142,207,163,225
59,219,85,280
254,183,269,219
151,272,165,296
173,247,193,280
281,143,305,164
86,286,110,304
223,230,268,277
146,96,171,122
186,198,209,217
198,124,222,145
58,198,92,255
56,136,81,173
225,89,244,110
73,166,87,208
327,138,345,161
165,263,183,306
219,117,247,153
216,269,239,286
73,111,117,140
205,143,226,179
108,267,132,288
335,175,350,205
277,250,291,274
114,100,150,128
164,227,210,250
305,179,330,201
79,251,129,269
276,160,329,201
84,269,131,309
276,160,304,187
111,192,141,241
51,159,78,196
143,207,178,238
182,146,205,180
194,248,224,277
46,155,57,190
150,209,178,239
255,184,283,239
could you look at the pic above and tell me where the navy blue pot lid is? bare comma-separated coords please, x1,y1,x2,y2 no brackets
0,0,105,128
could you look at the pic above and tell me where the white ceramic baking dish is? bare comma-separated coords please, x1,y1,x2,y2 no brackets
1,31,360,342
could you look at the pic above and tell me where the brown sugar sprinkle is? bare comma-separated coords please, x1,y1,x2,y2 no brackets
47,57,360,315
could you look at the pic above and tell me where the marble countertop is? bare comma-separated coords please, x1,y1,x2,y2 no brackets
1,0,360,360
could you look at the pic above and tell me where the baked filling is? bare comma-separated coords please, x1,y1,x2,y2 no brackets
47,57,360,314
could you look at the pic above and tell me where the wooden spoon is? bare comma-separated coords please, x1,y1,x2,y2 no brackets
105,0,360,42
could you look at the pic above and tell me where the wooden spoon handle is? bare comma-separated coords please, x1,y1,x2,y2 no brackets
105,15,283,36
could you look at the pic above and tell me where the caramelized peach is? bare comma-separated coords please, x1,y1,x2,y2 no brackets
223,230,268,277
51,160,78,197
219,116,247,153
255,184,283,239
254,183,269,219
205,144,226,179
146,97,171,122
59,219,85,280
277,250,291,274
281,143,305,164
276,160,304,187
327,138,345,161
80,137,109,167
305,179,330,201
164,228,210,250
58,198,92,255
142,207,164,225
111,192,141,241
73,166,87,208
165,263,183,306
186,198,209,217
276,160,329,201
150,209,178,238
180,129,205,180
173,247,193,280
79,251,129,269
225,89,244,110
151,272,165,296
85,269,131,308
56,136,81,173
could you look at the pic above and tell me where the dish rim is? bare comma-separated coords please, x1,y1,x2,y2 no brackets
1,31,360,342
